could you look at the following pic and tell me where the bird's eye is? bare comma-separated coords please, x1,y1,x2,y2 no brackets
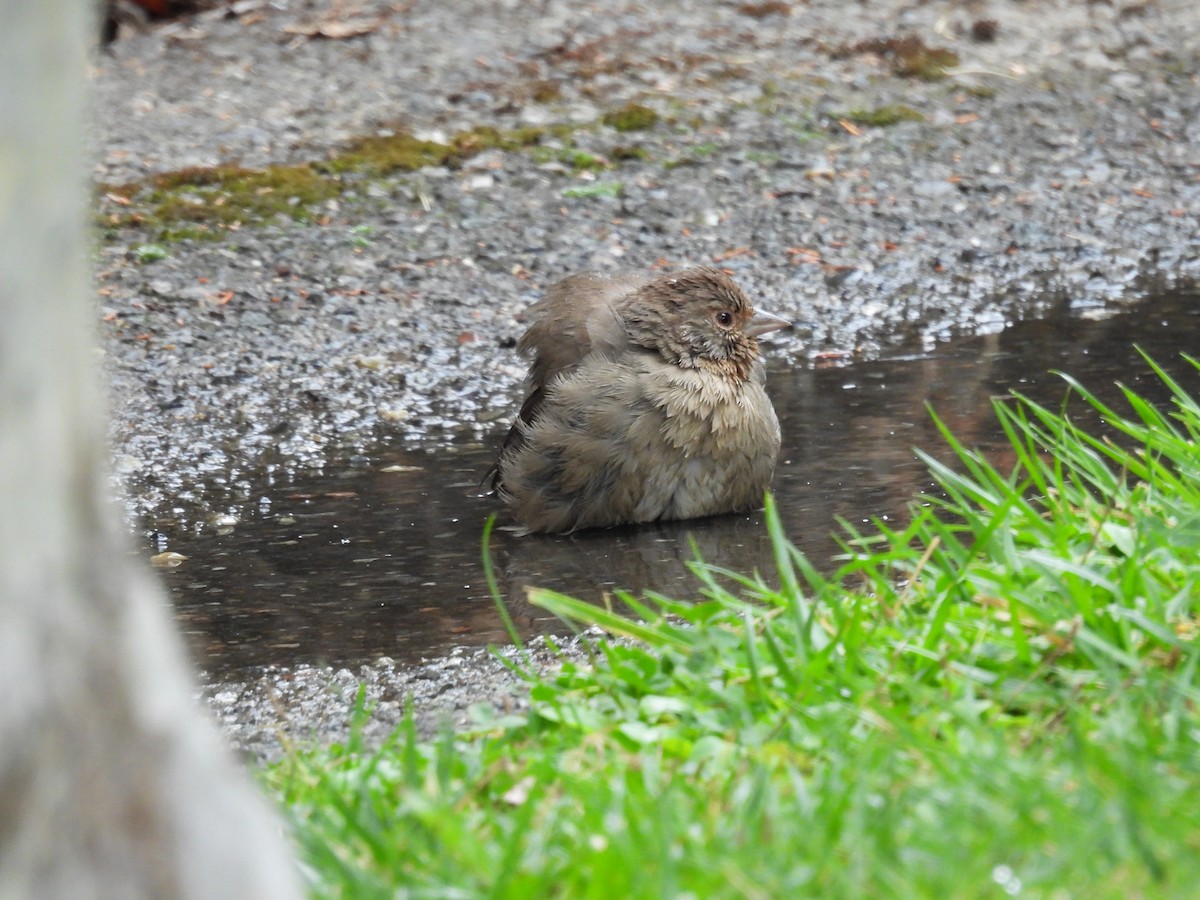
714,310,735,328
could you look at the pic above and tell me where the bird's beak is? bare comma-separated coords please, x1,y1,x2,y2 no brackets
746,309,792,337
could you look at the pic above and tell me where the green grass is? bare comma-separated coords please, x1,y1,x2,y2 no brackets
132,242,169,263
266,352,1200,898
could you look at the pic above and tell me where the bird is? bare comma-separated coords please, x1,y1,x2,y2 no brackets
487,266,789,534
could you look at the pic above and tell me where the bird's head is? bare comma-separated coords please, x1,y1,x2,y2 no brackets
619,267,789,380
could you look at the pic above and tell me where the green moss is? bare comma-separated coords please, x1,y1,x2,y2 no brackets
451,125,549,154
320,121,548,176
562,182,623,199
562,149,610,171
841,105,926,127
96,113,652,243
453,126,503,154
323,132,458,175
527,147,599,170
101,163,342,240
602,103,659,132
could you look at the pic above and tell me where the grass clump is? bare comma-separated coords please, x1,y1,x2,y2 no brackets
132,242,168,263
272,353,1200,895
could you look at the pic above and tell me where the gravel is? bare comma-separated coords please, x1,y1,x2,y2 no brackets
204,631,608,763
91,0,1200,757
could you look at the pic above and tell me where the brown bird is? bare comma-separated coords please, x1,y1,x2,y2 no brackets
487,266,789,534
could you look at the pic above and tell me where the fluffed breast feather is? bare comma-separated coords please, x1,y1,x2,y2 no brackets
498,355,780,532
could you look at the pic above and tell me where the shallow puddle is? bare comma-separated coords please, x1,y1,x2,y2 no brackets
155,288,1200,678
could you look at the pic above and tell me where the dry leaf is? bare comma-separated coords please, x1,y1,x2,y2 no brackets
283,18,378,40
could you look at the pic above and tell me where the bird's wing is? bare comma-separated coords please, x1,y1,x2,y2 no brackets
485,272,647,493
519,272,648,386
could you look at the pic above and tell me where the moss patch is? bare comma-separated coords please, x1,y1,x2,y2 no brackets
602,103,659,132
325,124,565,176
101,163,342,240
97,109,661,242
100,125,537,239
840,105,926,127
563,149,611,171
530,145,613,170
562,181,623,199
323,132,458,175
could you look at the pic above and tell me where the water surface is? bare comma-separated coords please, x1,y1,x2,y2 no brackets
156,289,1200,677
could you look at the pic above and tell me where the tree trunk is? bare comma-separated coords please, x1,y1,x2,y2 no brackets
0,3,300,896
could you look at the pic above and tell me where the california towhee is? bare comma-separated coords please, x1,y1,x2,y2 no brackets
488,266,788,534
